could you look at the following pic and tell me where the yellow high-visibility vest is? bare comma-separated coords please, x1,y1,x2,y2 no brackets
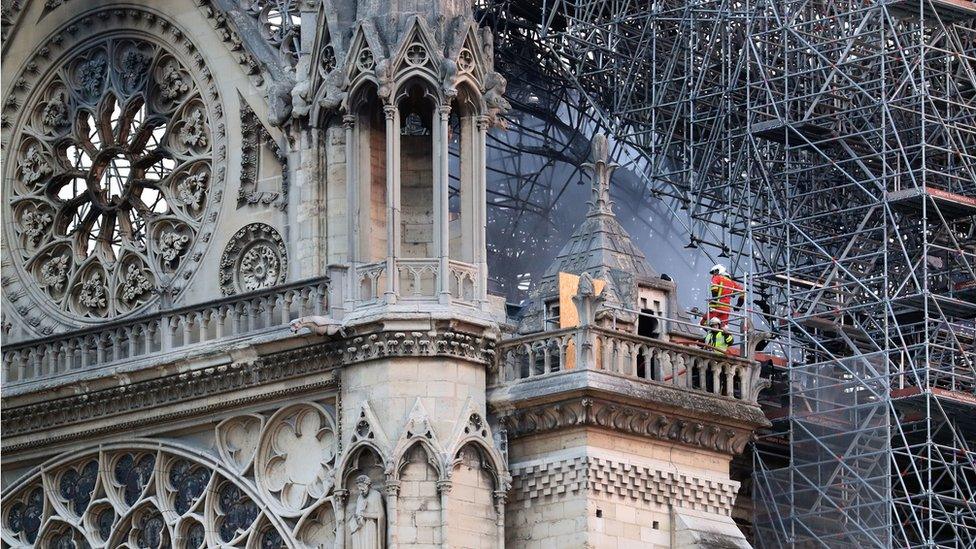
705,330,734,352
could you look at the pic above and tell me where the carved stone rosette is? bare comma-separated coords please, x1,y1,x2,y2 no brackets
0,7,226,335
219,223,288,295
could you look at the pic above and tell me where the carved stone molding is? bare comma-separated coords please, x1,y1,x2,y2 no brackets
193,0,266,86
219,223,288,295
342,329,496,366
509,454,740,516
1,341,341,439
496,397,754,455
3,328,497,440
238,95,288,208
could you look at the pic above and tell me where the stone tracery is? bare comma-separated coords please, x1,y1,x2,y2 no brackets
0,442,296,548
3,24,224,329
219,223,288,295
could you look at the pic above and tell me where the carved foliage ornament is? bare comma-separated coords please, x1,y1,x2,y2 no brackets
239,96,288,208
499,397,754,455
2,13,225,331
219,223,288,295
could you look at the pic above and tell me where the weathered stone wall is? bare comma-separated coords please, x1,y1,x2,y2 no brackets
341,356,488,443
401,135,435,258
368,115,388,262
398,445,443,547
506,489,590,548
326,124,348,265
505,427,745,548
448,445,498,549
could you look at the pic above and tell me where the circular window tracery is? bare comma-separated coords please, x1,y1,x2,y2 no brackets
0,447,290,549
5,31,223,328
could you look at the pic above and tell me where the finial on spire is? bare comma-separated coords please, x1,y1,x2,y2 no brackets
582,134,618,217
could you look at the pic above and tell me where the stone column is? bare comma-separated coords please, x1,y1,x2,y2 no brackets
343,115,358,309
493,490,507,549
384,104,400,303
334,488,348,549
437,479,452,546
437,105,452,304
476,115,490,306
385,479,400,548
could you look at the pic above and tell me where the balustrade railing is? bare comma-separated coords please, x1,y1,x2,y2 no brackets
492,325,763,403
352,258,480,305
2,277,331,387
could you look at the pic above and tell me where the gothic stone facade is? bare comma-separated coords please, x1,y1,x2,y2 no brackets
0,1,768,548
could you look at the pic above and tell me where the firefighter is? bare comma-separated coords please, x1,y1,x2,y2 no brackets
704,263,743,327
704,316,734,353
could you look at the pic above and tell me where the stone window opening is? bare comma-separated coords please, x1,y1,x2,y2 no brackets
351,87,388,263
6,35,221,326
397,81,436,260
447,85,481,265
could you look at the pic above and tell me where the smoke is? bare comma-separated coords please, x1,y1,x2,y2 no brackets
484,117,715,311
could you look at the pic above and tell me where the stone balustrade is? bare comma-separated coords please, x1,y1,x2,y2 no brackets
353,258,481,305
2,277,331,387
492,325,763,403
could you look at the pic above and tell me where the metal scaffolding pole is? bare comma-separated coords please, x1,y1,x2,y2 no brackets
480,0,976,546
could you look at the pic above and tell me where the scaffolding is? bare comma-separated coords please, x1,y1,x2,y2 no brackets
480,0,976,546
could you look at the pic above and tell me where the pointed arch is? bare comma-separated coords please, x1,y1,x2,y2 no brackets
0,440,292,549
389,16,441,81
446,441,503,549
343,20,387,88
445,401,508,488
388,399,447,481
335,439,390,489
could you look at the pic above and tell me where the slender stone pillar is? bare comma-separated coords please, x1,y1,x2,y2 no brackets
385,480,400,548
475,115,490,306
384,104,399,303
437,105,452,304
437,479,452,546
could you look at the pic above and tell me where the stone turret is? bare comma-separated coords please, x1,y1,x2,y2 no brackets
299,2,512,547
492,135,769,548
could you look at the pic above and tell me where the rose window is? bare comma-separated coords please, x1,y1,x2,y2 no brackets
1,447,291,548
5,37,220,324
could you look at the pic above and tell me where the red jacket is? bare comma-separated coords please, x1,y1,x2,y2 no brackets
709,274,743,312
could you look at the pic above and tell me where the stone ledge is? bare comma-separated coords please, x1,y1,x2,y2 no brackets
3,326,497,439
489,368,769,426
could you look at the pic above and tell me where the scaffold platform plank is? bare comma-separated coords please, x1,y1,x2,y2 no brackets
892,292,976,319
887,185,976,220
892,386,976,428
751,119,833,147
888,0,976,23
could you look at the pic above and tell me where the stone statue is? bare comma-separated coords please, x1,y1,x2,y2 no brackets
401,113,428,136
349,475,384,549
572,271,603,327
290,315,346,337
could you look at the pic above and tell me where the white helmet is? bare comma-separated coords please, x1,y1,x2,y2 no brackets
710,264,728,276
708,316,722,326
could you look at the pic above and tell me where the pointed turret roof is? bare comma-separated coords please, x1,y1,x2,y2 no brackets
535,134,658,294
